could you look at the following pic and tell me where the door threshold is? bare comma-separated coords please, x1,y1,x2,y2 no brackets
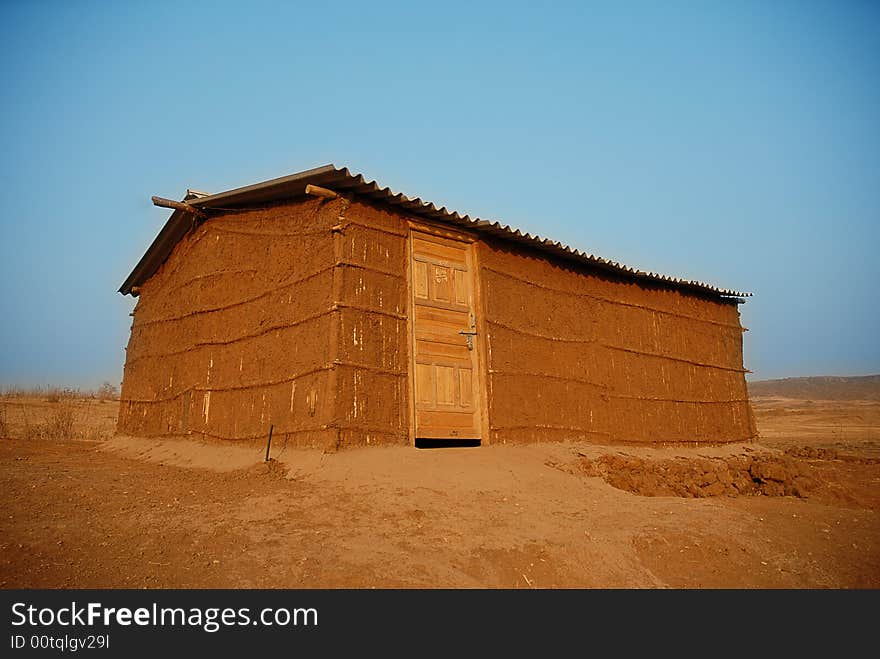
415,438,481,449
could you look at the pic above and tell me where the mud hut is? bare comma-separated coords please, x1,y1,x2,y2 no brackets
117,164,755,449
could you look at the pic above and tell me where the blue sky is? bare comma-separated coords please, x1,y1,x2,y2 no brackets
0,0,878,388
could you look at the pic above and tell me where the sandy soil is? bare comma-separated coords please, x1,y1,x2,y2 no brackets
0,390,878,588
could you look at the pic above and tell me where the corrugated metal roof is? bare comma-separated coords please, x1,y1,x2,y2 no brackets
119,164,752,300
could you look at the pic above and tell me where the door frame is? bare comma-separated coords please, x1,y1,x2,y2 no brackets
406,219,490,446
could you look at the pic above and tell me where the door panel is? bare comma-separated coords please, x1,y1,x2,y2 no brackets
410,229,482,440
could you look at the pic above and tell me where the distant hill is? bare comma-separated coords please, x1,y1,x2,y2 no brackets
748,375,880,400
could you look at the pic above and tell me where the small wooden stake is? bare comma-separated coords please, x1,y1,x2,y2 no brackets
265,424,274,462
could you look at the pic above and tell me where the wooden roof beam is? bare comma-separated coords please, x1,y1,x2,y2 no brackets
151,196,208,218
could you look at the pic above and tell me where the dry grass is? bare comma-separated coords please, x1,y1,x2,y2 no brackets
0,384,119,442
0,395,118,442
2,383,119,402
3,385,82,402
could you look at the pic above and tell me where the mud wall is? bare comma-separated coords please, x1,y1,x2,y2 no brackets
118,198,340,448
331,199,410,448
478,239,756,444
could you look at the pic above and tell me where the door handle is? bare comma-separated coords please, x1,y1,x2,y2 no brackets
458,330,478,350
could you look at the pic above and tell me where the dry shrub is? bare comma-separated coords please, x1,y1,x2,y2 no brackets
81,423,109,442
0,406,8,439
45,387,80,403
32,404,76,440
96,381,118,401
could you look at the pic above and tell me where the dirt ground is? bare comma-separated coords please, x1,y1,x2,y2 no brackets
0,386,878,588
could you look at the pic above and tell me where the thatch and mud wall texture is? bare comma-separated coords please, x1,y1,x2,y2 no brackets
119,196,413,450
118,198,338,448
477,239,755,444
119,195,755,448
331,200,410,448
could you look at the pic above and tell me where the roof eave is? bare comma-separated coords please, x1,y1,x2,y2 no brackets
119,164,752,300
118,207,189,295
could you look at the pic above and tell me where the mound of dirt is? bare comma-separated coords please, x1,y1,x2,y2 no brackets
579,452,821,498
781,445,880,465
241,458,289,480
784,446,839,460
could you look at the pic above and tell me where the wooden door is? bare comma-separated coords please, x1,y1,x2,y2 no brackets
409,227,483,440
